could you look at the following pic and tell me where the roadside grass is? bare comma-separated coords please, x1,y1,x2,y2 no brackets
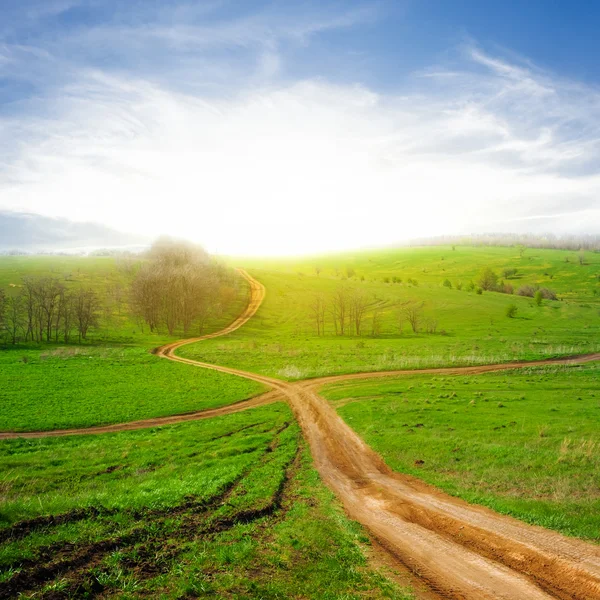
0,404,411,599
321,362,600,541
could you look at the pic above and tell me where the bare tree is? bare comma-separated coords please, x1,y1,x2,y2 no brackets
74,288,100,342
371,309,381,337
3,294,24,344
309,293,327,336
349,290,369,336
403,302,424,333
330,286,350,336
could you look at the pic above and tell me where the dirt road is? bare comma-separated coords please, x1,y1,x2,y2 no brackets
4,269,600,598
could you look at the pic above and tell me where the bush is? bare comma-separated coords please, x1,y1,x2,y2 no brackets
476,287,483,295
443,278,452,288
505,304,518,318
534,290,543,306
517,284,536,297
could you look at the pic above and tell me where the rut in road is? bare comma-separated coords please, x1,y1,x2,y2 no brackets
3,269,600,599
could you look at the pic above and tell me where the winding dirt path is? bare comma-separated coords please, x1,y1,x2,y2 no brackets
3,269,600,598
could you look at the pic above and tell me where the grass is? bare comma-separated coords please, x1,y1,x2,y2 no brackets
0,345,265,431
0,404,412,599
321,362,600,541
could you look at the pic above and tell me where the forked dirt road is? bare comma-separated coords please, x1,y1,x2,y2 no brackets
3,269,600,599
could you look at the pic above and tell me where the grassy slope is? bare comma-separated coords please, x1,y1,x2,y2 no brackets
0,405,411,599
180,245,600,379
322,363,600,541
0,257,263,431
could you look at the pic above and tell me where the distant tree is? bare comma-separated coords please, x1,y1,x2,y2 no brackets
345,267,356,279
505,303,518,318
517,245,527,258
403,302,424,333
309,293,327,336
349,290,369,336
330,286,350,336
314,266,322,277
74,288,100,342
4,294,24,344
578,250,586,265
370,309,381,337
478,267,498,291
534,290,543,306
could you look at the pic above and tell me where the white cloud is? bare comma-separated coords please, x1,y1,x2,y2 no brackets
1,8,600,255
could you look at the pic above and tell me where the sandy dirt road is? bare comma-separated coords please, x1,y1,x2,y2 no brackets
3,269,600,598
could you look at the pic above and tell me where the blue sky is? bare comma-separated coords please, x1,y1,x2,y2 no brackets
1,0,599,254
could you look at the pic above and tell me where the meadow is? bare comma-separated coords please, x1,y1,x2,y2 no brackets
0,405,410,599
1,244,599,597
322,362,600,541
180,245,600,379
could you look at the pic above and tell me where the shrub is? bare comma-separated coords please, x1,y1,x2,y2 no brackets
539,287,557,300
443,278,452,288
534,290,543,306
476,287,483,295
456,282,463,290
505,304,518,318
517,284,536,297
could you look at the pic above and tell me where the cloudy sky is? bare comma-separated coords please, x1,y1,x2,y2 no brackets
1,0,600,255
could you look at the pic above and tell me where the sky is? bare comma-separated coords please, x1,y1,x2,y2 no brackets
1,0,600,255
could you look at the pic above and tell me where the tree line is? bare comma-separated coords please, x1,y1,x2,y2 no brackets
309,285,438,337
408,233,600,252
0,278,100,344
0,239,239,344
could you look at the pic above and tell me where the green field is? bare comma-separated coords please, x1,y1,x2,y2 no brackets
1,244,599,597
180,246,600,379
0,345,265,432
0,405,410,599
322,362,600,540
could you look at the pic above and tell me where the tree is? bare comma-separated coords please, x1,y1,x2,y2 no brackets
478,267,498,291
349,290,369,336
402,302,423,333
370,309,381,337
505,303,518,318
578,250,586,266
314,266,322,277
534,290,543,306
4,294,24,344
330,286,350,336
309,293,327,336
74,288,100,341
